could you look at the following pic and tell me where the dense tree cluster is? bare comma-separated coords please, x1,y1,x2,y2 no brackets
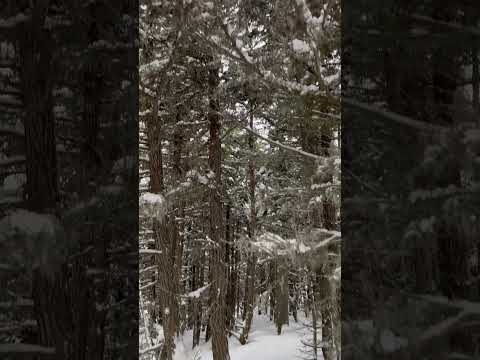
139,1,340,360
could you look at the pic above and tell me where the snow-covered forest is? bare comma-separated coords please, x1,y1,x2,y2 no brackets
3,1,479,360
139,1,341,360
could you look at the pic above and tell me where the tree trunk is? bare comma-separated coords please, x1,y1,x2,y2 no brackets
290,273,298,323
146,66,163,326
207,62,231,360
269,260,276,321
156,217,180,360
80,63,101,199
225,204,237,332
318,195,336,360
20,2,65,358
240,110,257,345
191,232,203,348
21,1,58,214
317,265,335,360
146,94,164,193
274,258,289,335
239,254,256,344
472,32,479,113
157,114,184,360
311,286,319,360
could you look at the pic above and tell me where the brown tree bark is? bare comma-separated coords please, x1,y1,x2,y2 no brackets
311,274,319,360
156,217,181,360
274,260,289,335
225,204,237,332
207,62,231,360
269,260,276,321
146,92,164,194
191,238,203,348
240,111,257,344
156,114,184,360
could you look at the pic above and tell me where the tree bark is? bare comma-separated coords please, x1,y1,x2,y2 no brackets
311,281,319,360
21,0,58,213
20,3,65,359
275,260,289,335
240,110,257,345
156,113,184,360
225,204,237,331
207,61,231,360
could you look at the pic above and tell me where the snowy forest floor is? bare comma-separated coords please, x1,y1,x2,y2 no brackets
172,314,315,360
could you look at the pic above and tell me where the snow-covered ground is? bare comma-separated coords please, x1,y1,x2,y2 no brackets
173,314,311,360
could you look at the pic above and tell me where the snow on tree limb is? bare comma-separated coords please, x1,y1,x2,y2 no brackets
139,249,163,255
185,283,211,299
0,155,26,167
411,14,480,37
0,343,55,355
241,124,323,161
0,125,24,137
0,14,30,28
343,98,449,132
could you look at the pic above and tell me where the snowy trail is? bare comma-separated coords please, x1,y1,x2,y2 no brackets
174,314,313,360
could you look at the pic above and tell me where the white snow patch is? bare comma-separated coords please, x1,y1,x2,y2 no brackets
0,210,57,237
206,171,215,179
0,14,29,29
0,344,54,354
186,284,210,299
198,175,209,185
173,314,306,360
140,192,168,221
291,39,310,54
380,329,408,353
3,173,26,193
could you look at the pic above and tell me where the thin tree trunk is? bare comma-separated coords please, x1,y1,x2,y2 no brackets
275,260,289,335
269,260,276,321
240,110,257,345
191,233,202,348
290,273,298,323
318,177,336,360
311,281,319,360
472,40,479,113
205,247,212,343
225,204,237,331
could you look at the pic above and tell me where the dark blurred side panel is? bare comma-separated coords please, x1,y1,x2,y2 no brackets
0,1,138,359
342,1,480,359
